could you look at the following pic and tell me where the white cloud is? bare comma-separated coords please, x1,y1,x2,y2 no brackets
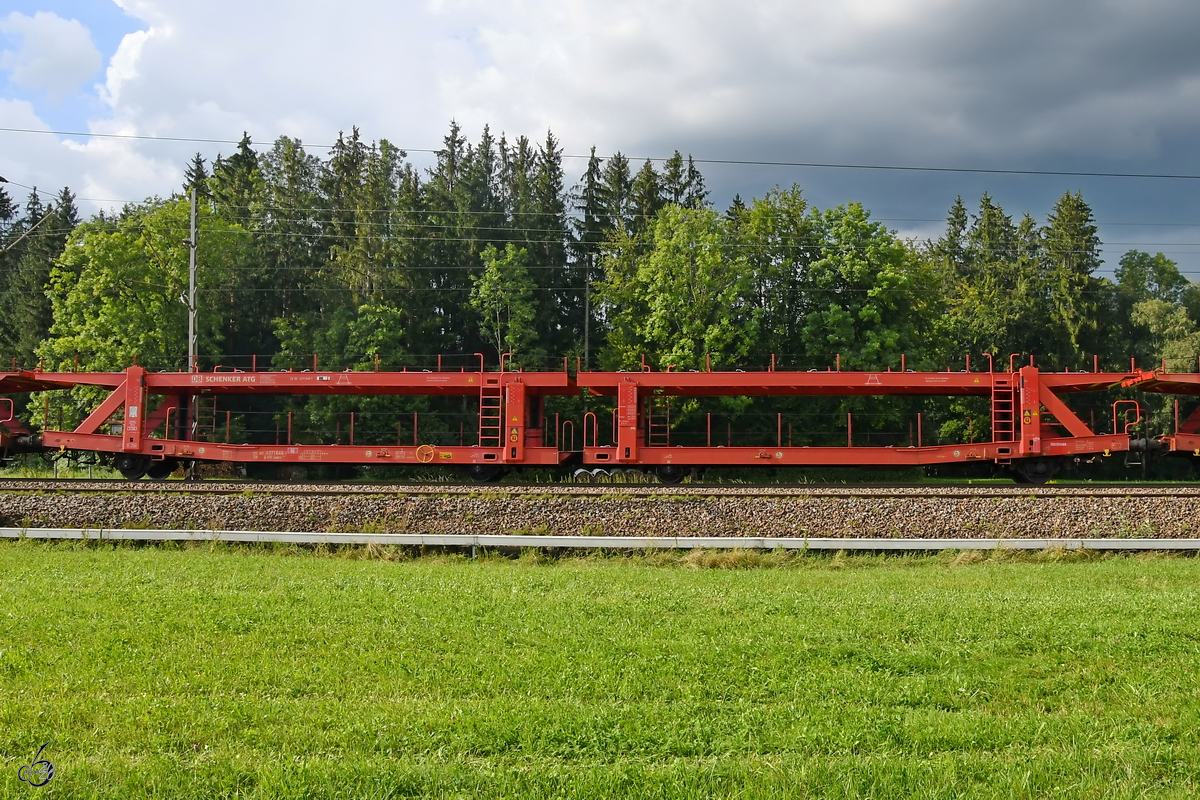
4,0,1200,232
99,28,150,108
432,0,1200,166
0,11,102,103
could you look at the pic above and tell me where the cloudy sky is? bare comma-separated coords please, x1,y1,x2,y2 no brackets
3,0,1200,273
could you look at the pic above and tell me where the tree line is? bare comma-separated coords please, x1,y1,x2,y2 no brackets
1,121,1197,450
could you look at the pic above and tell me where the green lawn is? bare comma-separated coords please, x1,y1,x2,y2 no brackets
1,544,1198,799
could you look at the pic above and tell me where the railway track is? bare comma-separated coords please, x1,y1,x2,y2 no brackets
2,478,1200,499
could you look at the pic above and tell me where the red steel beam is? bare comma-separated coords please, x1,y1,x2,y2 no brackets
2,363,1179,470
73,382,127,435
579,369,1137,397
36,428,571,466
583,435,1128,467
1,369,573,397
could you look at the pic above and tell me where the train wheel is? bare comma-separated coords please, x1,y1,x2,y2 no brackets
467,464,504,484
114,454,150,481
656,464,685,485
1010,458,1059,485
145,458,178,481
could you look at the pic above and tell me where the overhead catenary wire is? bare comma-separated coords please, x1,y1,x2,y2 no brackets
8,190,1200,236
10,223,1200,260
5,125,1200,181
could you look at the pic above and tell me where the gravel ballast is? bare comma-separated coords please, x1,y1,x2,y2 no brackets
0,484,1193,538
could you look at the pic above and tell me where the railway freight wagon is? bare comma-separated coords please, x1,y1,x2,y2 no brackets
0,355,1196,484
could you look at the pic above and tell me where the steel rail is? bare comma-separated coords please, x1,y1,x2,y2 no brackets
3,527,1199,550
4,478,1200,499
4,478,1200,498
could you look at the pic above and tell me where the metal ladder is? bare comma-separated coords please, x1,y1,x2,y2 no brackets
645,393,670,447
991,376,1016,458
194,396,218,441
478,383,503,448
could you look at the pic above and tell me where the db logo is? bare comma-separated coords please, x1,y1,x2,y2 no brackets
191,374,203,384
18,743,54,787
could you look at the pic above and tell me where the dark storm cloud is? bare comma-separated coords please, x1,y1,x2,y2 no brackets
5,1,1200,271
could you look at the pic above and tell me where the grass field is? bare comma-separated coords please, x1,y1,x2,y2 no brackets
1,543,1198,798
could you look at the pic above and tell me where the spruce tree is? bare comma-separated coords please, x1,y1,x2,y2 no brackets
600,153,632,231
1041,190,1103,362
259,135,325,329
1,188,79,368
662,151,686,205
571,148,607,366
967,193,1016,269
630,160,662,236
683,156,709,208
725,194,748,235
0,186,16,232
936,196,969,274
531,131,569,357
210,133,263,225
423,120,481,354
183,153,211,198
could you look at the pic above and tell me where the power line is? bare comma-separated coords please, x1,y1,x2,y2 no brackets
8,189,1200,232
5,125,1200,180
21,222,1200,251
